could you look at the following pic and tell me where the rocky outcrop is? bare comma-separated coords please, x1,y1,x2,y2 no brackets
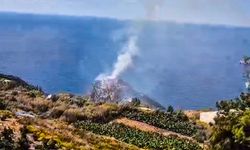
0,73,41,91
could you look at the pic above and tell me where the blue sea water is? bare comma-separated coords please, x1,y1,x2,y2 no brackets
1,12,250,109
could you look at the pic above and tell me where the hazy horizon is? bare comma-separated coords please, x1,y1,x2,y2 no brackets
1,0,250,27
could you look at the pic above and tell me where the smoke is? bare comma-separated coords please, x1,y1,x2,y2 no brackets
96,35,139,80
95,0,164,81
109,36,139,78
145,0,164,21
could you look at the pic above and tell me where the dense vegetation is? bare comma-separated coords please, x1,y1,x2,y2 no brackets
0,127,29,150
121,108,198,136
210,93,250,150
76,121,201,150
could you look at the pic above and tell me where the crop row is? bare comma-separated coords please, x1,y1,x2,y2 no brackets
121,109,198,136
76,121,201,150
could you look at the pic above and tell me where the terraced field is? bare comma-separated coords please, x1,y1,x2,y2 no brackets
76,121,202,150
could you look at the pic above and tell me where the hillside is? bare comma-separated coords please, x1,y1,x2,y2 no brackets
0,74,207,149
1,73,250,149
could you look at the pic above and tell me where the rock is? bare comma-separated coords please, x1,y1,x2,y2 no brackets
15,111,35,118
46,94,59,102
57,93,73,102
0,73,42,92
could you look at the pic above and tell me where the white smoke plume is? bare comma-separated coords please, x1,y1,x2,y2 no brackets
109,35,139,79
96,35,139,80
95,0,164,81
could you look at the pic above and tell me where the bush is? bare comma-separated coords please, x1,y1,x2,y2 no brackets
61,108,86,122
11,91,18,96
210,93,250,150
27,125,74,150
194,130,207,143
166,105,174,113
0,128,15,149
74,97,88,107
17,126,30,150
211,110,250,150
31,98,52,112
0,110,13,120
50,104,67,118
0,99,7,110
27,90,43,98
131,98,141,107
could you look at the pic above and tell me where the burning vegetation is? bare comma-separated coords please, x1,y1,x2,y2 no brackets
91,78,165,110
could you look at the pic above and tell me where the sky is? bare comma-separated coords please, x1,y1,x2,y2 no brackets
0,0,250,27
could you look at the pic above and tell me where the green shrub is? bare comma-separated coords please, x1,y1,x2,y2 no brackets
74,97,88,107
194,130,207,143
0,99,7,110
17,126,30,150
0,110,13,120
211,93,250,150
0,128,15,149
27,125,74,150
27,90,43,98
131,98,141,107
166,105,174,113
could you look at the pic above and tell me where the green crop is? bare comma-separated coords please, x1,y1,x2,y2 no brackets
76,121,201,150
121,109,198,136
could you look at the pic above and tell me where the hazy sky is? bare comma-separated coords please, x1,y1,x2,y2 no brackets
1,0,250,27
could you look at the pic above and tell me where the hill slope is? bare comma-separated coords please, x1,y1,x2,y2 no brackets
0,74,203,150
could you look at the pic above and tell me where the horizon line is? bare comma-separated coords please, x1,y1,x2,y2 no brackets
1,10,250,29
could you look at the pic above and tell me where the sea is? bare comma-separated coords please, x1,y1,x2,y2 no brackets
1,12,250,109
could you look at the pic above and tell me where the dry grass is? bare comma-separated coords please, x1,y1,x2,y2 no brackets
29,118,142,150
49,102,120,123
0,118,23,142
30,97,53,113
184,110,201,121
50,103,68,118
61,108,86,122
4,92,52,113
83,103,118,118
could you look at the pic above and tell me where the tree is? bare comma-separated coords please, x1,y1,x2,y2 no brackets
0,128,15,149
167,105,174,113
210,93,250,150
0,99,7,110
17,126,30,150
131,98,141,107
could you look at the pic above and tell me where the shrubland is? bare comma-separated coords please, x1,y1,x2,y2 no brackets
5,74,247,149
210,93,250,150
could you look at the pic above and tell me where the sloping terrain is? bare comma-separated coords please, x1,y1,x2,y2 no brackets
114,117,195,141
0,74,205,149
